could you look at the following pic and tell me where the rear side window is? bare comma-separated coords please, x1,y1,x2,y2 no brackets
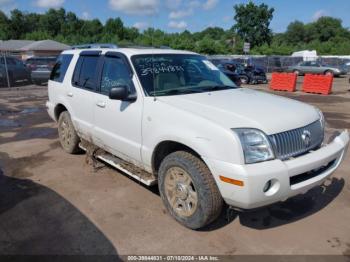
50,54,73,83
72,56,99,90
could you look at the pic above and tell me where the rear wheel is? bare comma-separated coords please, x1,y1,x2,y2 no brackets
324,70,334,76
58,111,80,154
158,151,223,229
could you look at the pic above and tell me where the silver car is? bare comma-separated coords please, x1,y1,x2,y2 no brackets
288,61,347,76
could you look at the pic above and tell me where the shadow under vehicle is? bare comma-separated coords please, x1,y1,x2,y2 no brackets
0,169,119,257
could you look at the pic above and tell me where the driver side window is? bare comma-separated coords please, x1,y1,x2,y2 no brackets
100,57,134,95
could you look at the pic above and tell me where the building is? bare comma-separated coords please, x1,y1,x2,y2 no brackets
0,39,70,60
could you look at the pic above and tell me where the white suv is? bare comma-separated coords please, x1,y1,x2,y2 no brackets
47,47,349,229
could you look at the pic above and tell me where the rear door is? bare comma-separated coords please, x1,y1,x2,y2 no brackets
14,58,29,79
310,61,322,74
5,58,17,79
92,52,143,165
68,51,102,140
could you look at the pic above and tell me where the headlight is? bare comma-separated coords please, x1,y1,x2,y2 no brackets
317,108,325,129
233,129,275,164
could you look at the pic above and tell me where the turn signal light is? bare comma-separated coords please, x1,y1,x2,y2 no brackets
219,176,244,187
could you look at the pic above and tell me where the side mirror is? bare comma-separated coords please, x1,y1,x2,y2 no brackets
109,86,136,102
109,86,128,100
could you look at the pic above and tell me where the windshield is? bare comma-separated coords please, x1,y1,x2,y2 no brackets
131,54,238,96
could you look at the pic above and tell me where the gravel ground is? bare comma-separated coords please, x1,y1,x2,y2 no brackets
0,76,350,256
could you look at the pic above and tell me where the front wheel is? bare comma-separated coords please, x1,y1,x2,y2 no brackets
58,111,80,154
158,151,223,229
239,75,249,84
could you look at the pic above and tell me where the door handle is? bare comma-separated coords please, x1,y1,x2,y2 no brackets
67,92,73,97
96,101,106,108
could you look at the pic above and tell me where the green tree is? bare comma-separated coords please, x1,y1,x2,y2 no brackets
308,17,348,42
284,21,306,44
9,9,27,39
233,2,274,47
80,19,103,42
0,11,10,39
104,18,124,40
38,8,66,37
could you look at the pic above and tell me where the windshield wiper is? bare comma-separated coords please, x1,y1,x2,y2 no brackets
201,85,235,91
151,88,203,96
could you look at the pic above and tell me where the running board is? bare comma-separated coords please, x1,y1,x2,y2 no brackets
79,142,157,186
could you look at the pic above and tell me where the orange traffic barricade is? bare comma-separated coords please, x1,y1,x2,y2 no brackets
270,73,297,92
302,74,333,95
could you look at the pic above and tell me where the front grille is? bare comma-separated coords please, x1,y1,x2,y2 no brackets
269,120,324,160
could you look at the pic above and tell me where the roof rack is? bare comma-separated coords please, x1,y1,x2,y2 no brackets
71,43,118,49
125,45,172,50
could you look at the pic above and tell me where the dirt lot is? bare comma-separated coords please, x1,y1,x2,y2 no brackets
0,76,350,256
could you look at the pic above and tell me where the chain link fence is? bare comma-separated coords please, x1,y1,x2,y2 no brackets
208,55,350,74
0,51,12,88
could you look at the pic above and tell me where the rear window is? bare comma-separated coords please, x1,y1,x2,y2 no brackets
72,56,99,90
29,58,56,65
50,54,73,83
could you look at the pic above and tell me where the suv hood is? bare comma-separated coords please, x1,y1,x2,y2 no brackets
158,88,319,135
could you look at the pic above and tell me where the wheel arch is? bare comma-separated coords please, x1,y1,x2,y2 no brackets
54,103,68,121
324,69,334,75
152,140,203,175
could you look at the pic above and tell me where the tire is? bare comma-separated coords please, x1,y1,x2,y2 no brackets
58,111,80,154
158,151,223,229
293,70,300,76
324,70,334,76
240,75,249,84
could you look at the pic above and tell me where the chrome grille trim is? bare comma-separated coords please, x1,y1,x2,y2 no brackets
269,121,324,160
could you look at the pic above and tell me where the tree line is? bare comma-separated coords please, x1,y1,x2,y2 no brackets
0,2,349,55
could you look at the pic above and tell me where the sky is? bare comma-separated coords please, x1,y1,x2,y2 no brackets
0,0,349,33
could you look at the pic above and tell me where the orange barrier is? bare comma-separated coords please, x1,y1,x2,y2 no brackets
270,73,297,92
302,74,333,95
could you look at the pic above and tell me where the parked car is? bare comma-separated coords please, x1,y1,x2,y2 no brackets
25,56,57,71
47,47,349,229
211,60,267,84
25,56,57,85
216,63,241,86
31,65,53,85
287,61,348,76
0,56,31,86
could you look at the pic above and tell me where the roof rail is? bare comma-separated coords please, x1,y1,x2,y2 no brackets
125,45,172,49
71,43,118,49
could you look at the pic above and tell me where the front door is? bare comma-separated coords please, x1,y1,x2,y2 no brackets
93,53,143,165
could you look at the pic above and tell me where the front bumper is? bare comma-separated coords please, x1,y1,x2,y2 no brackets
31,71,51,82
251,75,267,83
46,100,56,121
204,130,349,209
